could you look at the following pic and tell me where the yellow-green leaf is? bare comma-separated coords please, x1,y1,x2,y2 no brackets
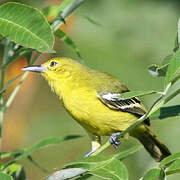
0,2,54,53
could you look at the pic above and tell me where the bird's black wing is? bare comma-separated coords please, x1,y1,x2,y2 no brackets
98,92,150,126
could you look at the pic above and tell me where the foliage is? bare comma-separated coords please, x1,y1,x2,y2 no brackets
0,0,180,180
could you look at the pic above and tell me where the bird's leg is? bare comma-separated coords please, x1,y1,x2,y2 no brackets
109,132,121,149
85,135,101,157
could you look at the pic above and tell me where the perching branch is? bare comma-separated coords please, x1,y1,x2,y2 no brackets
93,83,172,156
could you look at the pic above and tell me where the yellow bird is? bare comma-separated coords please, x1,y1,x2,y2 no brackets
22,57,171,161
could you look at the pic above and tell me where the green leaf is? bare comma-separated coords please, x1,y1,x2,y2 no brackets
0,74,23,95
102,91,158,100
174,33,179,50
61,146,138,180
166,159,180,175
75,174,92,180
66,156,128,180
118,90,158,100
27,155,48,173
164,49,180,87
148,64,168,77
4,163,26,180
42,6,60,18
150,105,180,120
0,149,25,159
113,145,142,160
0,172,13,180
66,155,113,170
0,2,54,53
142,168,165,180
82,16,102,27
160,152,180,168
0,135,82,161
90,159,128,180
55,29,81,58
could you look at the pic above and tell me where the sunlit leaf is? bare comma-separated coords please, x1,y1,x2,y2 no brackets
166,159,180,175
142,168,165,180
66,155,112,170
42,5,60,18
55,29,81,58
0,2,54,53
4,163,26,180
160,152,180,168
114,145,142,160
0,172,13,180
0,74,23,95
90,159,128,180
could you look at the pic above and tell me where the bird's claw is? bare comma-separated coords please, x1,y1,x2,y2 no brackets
84,149,96,157
109,132,121,149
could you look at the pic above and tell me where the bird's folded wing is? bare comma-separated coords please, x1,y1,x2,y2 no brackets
98,92,150,126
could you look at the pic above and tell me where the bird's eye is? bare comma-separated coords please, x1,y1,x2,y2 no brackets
50,61,57,67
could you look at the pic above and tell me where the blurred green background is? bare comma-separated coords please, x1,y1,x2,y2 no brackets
2,0,180,179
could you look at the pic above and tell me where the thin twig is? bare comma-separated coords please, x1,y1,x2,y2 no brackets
52,0,85,31
0,40,10,138
3,52,40,112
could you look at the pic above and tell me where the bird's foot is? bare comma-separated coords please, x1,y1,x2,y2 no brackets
109,132,121,149
84,149,96,157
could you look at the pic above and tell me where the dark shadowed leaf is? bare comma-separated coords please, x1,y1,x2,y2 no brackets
75,174,92,180
0,2,54,53
55,29,81,58
0,74,23,95
150,105,180,120
82,16,102,27
0,172,13,180
27,155,48,173
142,168,165,180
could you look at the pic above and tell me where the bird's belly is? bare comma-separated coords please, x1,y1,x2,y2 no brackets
63,95,138,136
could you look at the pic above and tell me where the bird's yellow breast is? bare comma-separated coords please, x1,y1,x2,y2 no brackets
43,59,139,136
62,85,138,136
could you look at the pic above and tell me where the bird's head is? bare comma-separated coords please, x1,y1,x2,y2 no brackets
22,57,83,82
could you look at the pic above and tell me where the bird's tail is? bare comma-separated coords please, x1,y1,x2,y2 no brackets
131,124,171,162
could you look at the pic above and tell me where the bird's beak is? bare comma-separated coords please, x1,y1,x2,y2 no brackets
22,65,47,73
